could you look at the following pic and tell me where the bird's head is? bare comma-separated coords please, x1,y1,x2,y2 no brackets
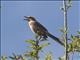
24,16,36,22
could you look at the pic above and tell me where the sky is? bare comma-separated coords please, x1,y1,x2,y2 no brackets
1,1,80,60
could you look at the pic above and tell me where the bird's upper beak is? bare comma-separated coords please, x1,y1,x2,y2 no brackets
24,16,29,21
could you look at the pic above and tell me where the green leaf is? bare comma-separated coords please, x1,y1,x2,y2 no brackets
21,57,26,60
9,53,20,60
71,35,76,41
24,50,36,57
19,55,27,60
68,0,72,6
25,40,36,45
67,43,73,53
45,53,52,60
27,46,36,49
68,0,72,3
59,55,65,60
77,31,80,34
1,56,7,60
40,43,50,49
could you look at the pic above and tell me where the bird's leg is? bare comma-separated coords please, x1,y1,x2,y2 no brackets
34,33,42,40
35,34,39,40
38,35,47,41
35,34,47,41
38,36,42,40
35,31,47,40
40,36,47,41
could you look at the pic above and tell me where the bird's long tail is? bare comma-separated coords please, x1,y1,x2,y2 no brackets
47,32,64,46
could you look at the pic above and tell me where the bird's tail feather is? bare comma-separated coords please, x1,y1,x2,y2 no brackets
47,32,64,46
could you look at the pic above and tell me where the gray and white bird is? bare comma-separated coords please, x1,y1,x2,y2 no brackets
24,16,64,46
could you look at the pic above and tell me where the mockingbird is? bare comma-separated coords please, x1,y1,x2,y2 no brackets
24,16,64,46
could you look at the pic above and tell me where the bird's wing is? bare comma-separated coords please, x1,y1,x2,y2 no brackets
35,21,48,32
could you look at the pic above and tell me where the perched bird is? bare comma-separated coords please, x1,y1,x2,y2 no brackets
24,16,64,46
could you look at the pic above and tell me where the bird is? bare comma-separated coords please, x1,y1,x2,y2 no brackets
24,16,64,46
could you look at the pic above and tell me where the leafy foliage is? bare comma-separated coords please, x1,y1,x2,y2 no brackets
24,50,37,58
1,54,26,60
25,39,36,45
40,43,50,49
1,56,7,60
59,56,65,60
67,34,80,53
45,53,52,60
77,31,80,34
68,0,72,7
9,53,26,60
24,37,50,60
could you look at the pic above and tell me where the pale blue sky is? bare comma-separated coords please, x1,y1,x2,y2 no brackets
1,1,80,60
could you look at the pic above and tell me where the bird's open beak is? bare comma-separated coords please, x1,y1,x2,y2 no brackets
24,16,29,21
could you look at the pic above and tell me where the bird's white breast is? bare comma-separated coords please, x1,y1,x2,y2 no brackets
28,21,35,33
